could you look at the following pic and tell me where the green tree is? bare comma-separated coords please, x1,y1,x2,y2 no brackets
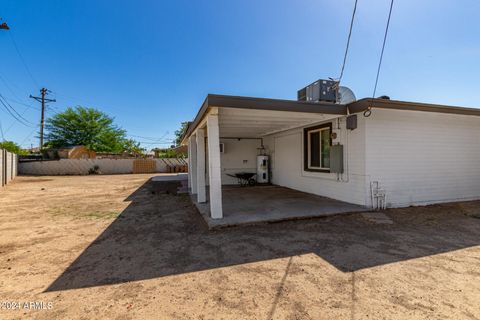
0,141,28,155
123,139,145,155
174,121,190,146
44,106,134,153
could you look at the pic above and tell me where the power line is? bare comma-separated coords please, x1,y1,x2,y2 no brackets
128,131,171,142
0,98,33,127
136,141,174,145
51,91,97,107
338,0,359,83
0,73,25,102
8,31,40,89
4,105,37,135
0,94,35,127
2,95,40,110
365,0,395,117
0,93,35,124
20,126,39,146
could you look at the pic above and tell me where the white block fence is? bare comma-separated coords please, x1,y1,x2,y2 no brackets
18,158,187,176
1,149,18,187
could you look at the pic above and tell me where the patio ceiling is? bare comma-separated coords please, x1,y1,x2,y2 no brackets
218,107,340,138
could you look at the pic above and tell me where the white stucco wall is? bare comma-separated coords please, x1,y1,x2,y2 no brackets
262,116,368,206
207,138,261,185
365,109,480,207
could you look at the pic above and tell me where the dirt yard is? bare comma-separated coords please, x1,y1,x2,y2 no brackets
1,174,479,320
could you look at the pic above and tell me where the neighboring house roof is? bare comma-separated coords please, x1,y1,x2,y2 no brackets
182,94,480,144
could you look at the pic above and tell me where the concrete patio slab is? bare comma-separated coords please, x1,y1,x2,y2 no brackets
193,185,368,229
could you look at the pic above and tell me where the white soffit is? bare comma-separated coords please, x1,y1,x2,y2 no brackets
218,107,338,138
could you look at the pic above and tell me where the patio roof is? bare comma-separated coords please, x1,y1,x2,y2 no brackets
182,94,346,143
182,94,480,144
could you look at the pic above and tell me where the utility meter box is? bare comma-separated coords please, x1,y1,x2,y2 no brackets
330,144,344,174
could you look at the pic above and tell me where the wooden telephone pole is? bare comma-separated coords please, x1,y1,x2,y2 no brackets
30,88,56,149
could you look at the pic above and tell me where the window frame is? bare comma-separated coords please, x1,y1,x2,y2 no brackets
303,123,332,173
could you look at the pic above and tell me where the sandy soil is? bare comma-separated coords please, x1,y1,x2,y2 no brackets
0,174,479,320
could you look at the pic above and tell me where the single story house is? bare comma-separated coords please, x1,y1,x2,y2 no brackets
181,88,480,221
45,145,96,159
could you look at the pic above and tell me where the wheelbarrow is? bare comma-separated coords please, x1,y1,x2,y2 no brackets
226,172,256,187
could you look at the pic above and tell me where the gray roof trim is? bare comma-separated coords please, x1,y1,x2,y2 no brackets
181,95,480,145
348,98,480,117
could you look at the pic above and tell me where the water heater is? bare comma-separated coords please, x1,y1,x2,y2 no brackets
256,155,269,183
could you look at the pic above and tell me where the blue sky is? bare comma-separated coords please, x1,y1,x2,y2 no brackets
1,0,479,149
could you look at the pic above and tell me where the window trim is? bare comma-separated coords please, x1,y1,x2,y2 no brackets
303,123,332,173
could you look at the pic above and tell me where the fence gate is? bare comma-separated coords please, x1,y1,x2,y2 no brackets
133,159,157,173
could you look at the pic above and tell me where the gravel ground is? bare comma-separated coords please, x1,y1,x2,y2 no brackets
0,174,479,320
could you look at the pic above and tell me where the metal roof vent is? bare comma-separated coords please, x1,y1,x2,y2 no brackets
337,86,356,104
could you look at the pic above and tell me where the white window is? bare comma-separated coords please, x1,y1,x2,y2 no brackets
304,123,331,172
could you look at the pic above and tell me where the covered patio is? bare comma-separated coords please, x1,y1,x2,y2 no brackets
183,94,360,225
193,185,367,228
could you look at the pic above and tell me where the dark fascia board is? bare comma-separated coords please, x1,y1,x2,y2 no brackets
180,96,209,145
181,94,346,144
207,94,346,114
348,98,480,117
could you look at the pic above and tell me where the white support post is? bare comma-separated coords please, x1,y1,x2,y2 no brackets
196,128,206,203
189,136,198,193
207,112,223,219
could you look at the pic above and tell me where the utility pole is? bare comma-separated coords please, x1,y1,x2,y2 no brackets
30,88,56,149
0,19,9,141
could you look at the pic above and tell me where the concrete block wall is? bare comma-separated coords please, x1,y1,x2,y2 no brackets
18,158,187,176
1,149,18,187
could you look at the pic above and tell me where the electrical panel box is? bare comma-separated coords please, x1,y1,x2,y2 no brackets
330,144,344,174
297,79,338,103
346,114,357,130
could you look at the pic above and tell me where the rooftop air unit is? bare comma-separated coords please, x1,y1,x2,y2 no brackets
297,79,356,104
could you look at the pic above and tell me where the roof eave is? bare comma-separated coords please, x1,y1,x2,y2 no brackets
348,98,480,116
181,94,346,144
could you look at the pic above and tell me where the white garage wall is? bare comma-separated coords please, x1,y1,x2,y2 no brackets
217,138,261,185
365,109,480,207
262,116,368,206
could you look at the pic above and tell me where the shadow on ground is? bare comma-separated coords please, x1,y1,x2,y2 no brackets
46,179,480,291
